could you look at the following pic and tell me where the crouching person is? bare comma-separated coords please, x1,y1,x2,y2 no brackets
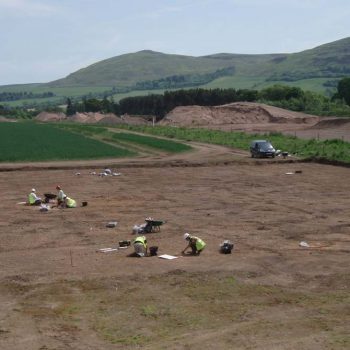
63,195,77,208
182,233,206,255
133,236,148,257
28,188,42,206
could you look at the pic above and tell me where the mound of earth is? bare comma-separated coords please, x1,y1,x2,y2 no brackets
120,113,152,125
311,117,350,129
69,112,107,123
35,111,151,126
0,116,17,122
160,102,320,127
97,114,125,125
35,112,66,122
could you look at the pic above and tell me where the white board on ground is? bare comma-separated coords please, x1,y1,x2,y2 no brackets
98,248,118,253
158,254,178,260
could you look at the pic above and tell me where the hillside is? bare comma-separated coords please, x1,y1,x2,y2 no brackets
46,37,350,90
1,37,350,108
48,50,282,88
265,37,350,81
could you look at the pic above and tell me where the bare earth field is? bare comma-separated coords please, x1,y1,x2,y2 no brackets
0,141,349,349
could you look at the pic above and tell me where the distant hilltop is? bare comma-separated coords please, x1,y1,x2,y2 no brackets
46,37,350,90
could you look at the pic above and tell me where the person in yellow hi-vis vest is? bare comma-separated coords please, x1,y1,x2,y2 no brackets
28,188,42,205
63,195,77,208
133,236,148,257
182,233,206,255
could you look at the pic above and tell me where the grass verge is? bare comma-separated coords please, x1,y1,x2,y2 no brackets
114,125,350,164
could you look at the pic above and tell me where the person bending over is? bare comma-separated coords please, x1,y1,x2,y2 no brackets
182,233,206,255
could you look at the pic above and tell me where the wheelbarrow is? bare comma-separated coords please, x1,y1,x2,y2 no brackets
144,219,165,233
44,193,57,203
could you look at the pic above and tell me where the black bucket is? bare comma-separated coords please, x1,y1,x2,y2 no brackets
81,201,88,207
119,240,131,247
149,246,158,256
220,241,234,254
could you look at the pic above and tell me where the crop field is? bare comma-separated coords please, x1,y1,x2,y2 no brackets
56,123,192,154
0,122,135,162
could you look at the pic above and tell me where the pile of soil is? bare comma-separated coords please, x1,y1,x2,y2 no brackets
120,114,152,125
97,114,125,125
35,112,66,122
311,117,350,129
160,102,320,127
0,116,17,122
69,112,106,123
35,112,151,126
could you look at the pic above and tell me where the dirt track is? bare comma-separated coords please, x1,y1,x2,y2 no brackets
0,140,349,349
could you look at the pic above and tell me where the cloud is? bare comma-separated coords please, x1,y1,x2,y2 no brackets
0,0,58,16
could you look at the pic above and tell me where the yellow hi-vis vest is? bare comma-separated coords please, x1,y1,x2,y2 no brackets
66,197,76,208
28,192,37,205
194,236,206,251
134,236,147,248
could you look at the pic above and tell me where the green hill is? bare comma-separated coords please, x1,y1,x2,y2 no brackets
1,37,350,107
47,50,282,88
47,37,350,89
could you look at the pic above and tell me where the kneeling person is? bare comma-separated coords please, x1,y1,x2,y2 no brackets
63,195,76,208
28,188,42,206
133,236,147,257
182,233,206,255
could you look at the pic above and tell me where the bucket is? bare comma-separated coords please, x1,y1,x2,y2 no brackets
81,201,88,207
119,240,131,247
149,246,158,256
220,240,234,254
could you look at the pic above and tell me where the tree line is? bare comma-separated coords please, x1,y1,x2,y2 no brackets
0,91,55,102
65,88,259,118
2,78,349,120
65,78,350,119
134,67,235,90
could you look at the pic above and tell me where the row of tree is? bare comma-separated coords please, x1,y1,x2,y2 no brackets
134,67,235,90
66,88,259,118
0,91,55,102
65,79,350,119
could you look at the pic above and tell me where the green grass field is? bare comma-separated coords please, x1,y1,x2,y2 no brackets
56,123,192,153
109,132,191,153
0,122,135,162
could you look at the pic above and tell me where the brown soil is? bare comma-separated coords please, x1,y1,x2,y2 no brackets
35,112,152,126
1,103,349,349
161,102,350,141
0,116,17,122
35,102,350,141
0,139,349,349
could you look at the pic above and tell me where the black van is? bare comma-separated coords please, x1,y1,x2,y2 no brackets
250,140,276,158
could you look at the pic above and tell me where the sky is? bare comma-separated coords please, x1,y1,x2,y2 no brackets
0,0,349,85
